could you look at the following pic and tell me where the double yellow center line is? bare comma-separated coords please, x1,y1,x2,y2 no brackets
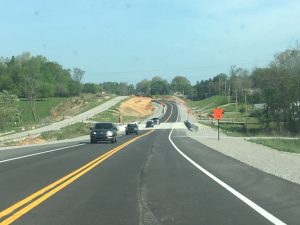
164,103,174,122
0,130,154,225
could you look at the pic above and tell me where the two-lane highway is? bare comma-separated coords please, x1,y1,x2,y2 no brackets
1,102,300,224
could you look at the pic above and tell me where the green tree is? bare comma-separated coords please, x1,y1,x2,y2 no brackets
170,76,192,95
136,79,151,96
70,68,85,96
21,56,44,121
150,77,170,95
128,84,135,95
83,83,99,94
0,91,19,130
0,53,73,98
250,47,300,133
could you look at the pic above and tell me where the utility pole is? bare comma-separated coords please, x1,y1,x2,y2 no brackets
297,76,300,119
228,86,230,103
235,90,238,117
244,90,248,133
218,77,220,95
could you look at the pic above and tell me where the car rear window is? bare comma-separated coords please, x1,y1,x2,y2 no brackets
95,123,113,129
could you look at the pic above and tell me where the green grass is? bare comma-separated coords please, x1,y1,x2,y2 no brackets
10,94,112,131
250,139,300,153
222,103,245,112
190,95,299,138
216,123,263,137
91,100,124,123
92,110,120,123
92,110,141,124
41,122,90,141
189,95,265,136
72,95,112,116
187,96,228,111
16,97,67,125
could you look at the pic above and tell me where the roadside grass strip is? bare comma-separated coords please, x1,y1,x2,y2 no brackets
249,138,300,154
0,130,154,225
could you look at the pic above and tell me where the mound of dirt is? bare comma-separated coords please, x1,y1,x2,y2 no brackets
119,97,154,118
17,137,46,146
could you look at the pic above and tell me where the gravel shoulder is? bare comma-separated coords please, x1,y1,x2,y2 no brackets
177,103,300,185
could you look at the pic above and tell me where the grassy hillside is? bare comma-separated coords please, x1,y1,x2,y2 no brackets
41,122,90,141
188,95,299,137
187,95,264,136
8,94,111,132
187,96,228,112
17,98,67,125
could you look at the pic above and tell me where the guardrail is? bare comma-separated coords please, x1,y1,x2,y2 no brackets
184,120,198,131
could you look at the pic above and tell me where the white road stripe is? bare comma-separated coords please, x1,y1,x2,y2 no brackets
168,106,286,225
0,144,85,164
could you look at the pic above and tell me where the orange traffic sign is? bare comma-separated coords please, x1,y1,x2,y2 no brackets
213,108,223,120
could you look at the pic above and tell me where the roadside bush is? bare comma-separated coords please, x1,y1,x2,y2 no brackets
239,107,246,114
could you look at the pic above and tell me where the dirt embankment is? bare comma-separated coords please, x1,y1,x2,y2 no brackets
50,94,109,121
18,137,45,145
118,97,154,118
10,96,154,146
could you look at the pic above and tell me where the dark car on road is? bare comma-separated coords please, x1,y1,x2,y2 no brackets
146,120,154,128
125,123,139,135
90,122,118,143
152,117,160,125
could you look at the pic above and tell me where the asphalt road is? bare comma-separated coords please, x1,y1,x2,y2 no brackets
1,102,300,225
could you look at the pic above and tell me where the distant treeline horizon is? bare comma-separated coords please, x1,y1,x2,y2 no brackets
0,45,300,133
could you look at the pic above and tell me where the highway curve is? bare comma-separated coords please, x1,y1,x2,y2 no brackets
1,102,300,225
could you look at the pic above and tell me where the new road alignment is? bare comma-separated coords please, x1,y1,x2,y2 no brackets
0,101,299,224
0,96,128,144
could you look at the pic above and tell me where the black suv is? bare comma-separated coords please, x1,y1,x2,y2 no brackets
90,122,118,143
125,123,139,135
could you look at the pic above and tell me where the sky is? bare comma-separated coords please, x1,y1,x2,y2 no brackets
1,0,300,84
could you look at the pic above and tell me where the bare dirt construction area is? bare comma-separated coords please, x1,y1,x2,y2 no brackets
118,96,154,118
5,137,46,147
18,137,45,145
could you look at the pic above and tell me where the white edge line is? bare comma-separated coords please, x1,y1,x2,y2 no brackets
0,144,85,164
168,105,286,225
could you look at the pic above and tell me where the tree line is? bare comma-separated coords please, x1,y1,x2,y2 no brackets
0,52,85,123
0,46,299,133
0,52,192,98
0,52,84,98
192,47,300,134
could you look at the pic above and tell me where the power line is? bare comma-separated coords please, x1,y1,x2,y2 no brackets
85,60,269,75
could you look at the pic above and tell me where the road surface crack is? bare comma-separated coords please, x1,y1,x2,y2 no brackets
138,144,161,225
